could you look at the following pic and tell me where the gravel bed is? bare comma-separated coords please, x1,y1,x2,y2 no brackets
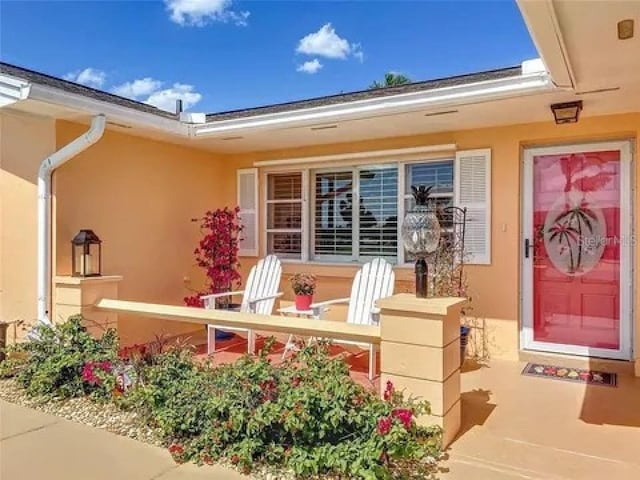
0,377,163,447
0,378,435,479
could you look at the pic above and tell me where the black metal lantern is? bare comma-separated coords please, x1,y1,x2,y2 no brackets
71,229,102,277
401,186,441,298
550,100,582,124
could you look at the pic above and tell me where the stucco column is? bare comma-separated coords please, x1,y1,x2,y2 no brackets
378,294,466,447
53,276,122,337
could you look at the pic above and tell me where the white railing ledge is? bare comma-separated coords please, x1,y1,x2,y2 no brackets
95,298,380,345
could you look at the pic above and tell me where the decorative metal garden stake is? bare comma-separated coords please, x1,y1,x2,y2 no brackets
401,186,441,297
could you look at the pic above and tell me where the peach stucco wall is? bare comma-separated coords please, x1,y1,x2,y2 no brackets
5,111,637,369
54,121,224,345
0,110,56,339
218,112,640,363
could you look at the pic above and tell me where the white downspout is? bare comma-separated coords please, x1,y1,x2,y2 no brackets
36,114,106,323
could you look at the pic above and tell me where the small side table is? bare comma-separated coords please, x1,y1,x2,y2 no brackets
277,305,317,359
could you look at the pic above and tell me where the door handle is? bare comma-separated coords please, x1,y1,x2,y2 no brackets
524,238,533,258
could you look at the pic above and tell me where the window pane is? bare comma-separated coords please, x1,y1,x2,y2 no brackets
267,232,301,259
359,167,398,260
268,173,302,200
267,202,302,230
267,172,302,258
313,171,353,258
406,160,454,195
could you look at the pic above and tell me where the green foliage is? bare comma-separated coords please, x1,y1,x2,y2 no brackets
13,316,118,399
8,317,441,478
369,72,412,89
127,341,441,478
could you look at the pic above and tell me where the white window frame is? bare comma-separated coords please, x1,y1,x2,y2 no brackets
263,170,309,262
310,166,358,263
259,149,491,266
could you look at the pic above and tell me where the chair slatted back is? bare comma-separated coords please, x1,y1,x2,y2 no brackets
240,255,282,315
346,258,395,326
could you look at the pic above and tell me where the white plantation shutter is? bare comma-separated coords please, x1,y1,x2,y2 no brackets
455,149,491,264
237,168,258,256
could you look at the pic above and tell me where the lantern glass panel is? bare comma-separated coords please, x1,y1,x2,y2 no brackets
401,207,441,257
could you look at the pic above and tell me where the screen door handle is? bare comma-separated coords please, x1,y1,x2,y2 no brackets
524,238,533,258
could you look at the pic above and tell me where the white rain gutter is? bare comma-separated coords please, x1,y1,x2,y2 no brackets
192,69,556,136
0,74,31,108
37,114,106,322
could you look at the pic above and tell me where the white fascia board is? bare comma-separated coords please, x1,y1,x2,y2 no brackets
516,0,575,88
0,74,31,108
193,71,555,137
28,84,187,135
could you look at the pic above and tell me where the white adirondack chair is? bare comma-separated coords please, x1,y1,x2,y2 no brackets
310,257,395,380
202,255,282,355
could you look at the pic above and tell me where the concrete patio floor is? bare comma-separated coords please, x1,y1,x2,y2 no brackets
1,357,639,479
443,359,640,479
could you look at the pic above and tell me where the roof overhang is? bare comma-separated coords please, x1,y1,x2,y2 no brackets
517,0,575,88
0,74,31,108
193,66,555,137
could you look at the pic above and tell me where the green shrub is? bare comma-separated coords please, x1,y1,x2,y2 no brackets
14,315,118,399
8,318,441,478
126,341,441,478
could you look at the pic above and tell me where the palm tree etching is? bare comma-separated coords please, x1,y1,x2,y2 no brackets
550,199,598,272
544,153,609,274
547,221,580,273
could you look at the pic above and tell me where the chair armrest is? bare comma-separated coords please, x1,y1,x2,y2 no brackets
247,292,284,306
200,290,245,301
310,297,350,318
310,297,350,309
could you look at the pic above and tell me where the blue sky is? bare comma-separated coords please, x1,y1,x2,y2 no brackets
0,0,538,113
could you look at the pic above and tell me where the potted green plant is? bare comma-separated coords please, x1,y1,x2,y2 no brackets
290,273,317,311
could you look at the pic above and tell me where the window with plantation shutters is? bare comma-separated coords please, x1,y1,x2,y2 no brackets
455,149,491,264
358,166,398,260
312,166,398,262
237,168,258,256
266,172,303,259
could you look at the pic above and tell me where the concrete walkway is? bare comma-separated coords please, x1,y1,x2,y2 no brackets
2,360,640,480
0,400,244,480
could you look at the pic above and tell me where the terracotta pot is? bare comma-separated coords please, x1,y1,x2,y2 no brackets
294,294,313,311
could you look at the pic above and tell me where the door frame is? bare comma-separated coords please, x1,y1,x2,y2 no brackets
521,140,634,360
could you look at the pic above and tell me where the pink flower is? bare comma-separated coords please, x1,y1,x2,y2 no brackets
377,416,392,436
82,361,112,386
392,408,413,429
383,380,394,401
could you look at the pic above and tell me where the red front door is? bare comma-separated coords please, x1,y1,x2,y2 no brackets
531,149,622,352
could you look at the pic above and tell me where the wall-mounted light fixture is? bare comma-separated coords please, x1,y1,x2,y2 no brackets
618,19,634,40
550,101,583,124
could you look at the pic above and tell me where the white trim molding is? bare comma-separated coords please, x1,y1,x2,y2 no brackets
253,144,457,168
194,69,554,137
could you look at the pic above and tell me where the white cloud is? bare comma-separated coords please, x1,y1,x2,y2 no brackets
111,76,202,112
112,78,164,99
64,68,106,88
145,83,202,112
296,23,362,60
297,59,323,74
165,0,249,27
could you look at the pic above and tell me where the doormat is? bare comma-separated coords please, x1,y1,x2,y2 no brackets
521,363,617,387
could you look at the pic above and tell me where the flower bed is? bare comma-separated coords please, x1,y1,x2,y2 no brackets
0,316,442,479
